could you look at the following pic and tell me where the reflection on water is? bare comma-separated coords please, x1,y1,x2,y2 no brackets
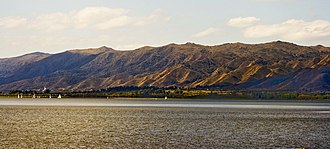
0,98,330,148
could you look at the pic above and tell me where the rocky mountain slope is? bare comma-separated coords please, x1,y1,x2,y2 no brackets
0,52,50,78
0,41,329,92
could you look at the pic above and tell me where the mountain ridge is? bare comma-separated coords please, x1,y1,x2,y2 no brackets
0,41,329,92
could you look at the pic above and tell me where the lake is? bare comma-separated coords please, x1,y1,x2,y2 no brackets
1,98,330,148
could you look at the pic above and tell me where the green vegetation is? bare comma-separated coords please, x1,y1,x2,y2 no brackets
1,87,329,100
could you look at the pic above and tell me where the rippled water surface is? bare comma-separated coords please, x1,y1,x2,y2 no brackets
0,98,330,148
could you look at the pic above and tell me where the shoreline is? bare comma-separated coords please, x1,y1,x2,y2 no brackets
1,96,330,101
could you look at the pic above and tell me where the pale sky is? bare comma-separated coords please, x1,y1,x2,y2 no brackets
1,0,330,58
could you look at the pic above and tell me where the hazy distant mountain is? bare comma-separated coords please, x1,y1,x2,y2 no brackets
0,52,50,78
0,41,329,92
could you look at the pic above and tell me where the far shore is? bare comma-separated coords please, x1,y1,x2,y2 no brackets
1,95,330,101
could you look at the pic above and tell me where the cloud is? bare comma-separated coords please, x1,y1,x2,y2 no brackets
0,7,170,31
94,9,170,30
193,27,219,38
95,16,132,30
244,19,330,41
227,17,260,28
73,7,129,29
30,12,71,31
0,16,27,28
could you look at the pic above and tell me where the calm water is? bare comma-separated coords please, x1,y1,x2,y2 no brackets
0,98,330,148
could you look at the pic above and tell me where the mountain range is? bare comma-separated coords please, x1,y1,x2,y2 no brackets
0,41,329,92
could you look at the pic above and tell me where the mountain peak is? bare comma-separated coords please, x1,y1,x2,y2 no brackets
68,46,114,55
184,42,198,45
267,40,298,46
26,52,50,56
137,46,154,51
